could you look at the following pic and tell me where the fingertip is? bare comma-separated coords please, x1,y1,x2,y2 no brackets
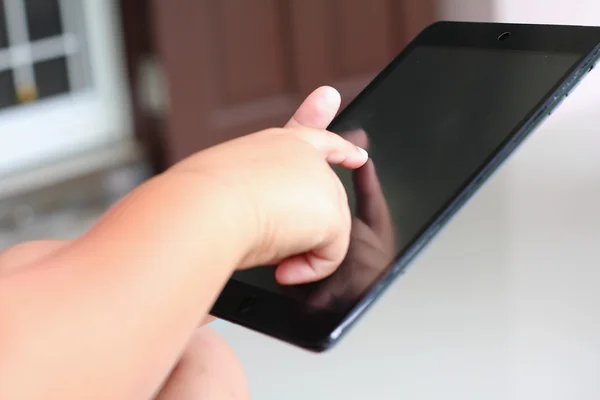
332,146,369,169
311,86,341,126
315,86,341,110
286,86,341,129
358,147,369,161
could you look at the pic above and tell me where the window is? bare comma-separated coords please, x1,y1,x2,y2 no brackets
0,0,131,176
0,0,90,109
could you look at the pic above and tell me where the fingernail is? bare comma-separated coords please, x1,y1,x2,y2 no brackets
358,147,369,160
321,86,341,107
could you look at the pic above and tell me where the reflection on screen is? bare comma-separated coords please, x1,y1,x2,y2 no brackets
234,45,580,312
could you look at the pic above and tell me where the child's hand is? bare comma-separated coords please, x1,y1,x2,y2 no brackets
167,108,368,286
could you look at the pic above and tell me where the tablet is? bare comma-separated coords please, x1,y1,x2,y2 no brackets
212,21,600,351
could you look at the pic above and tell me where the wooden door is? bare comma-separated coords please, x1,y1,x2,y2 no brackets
150,0,437,165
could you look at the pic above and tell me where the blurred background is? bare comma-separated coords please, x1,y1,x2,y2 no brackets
1,1,599,399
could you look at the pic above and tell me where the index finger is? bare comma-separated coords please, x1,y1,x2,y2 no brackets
288,126,369,169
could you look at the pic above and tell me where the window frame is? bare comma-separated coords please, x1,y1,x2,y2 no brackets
0,0,132,176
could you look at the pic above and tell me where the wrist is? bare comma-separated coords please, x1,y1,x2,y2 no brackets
152,169,258,272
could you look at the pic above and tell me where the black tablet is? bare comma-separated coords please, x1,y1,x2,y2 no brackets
212,21,600,352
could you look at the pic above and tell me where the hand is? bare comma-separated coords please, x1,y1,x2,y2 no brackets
168,97,367,285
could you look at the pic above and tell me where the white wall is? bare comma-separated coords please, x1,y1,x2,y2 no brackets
212,2,600,399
